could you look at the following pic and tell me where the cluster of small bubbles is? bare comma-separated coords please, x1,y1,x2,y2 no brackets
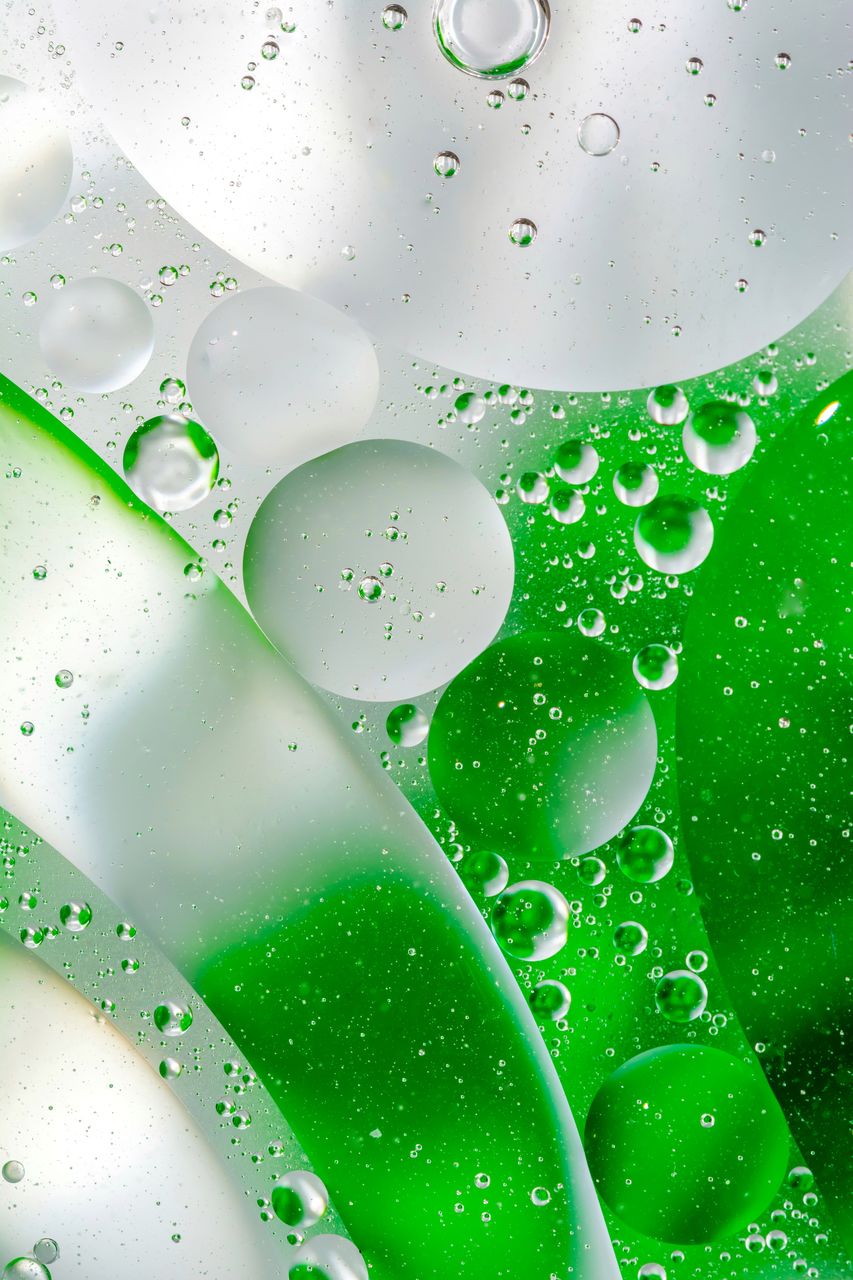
271,1171,329,1228
382,3,408,30
613,461,658,507
617,826,674,883
655,969,708,1022
578,113,620,156
458,850,510,898
554,439,599,484
490,880,569,961
2,1160,25,1184
632,643,678,691
59,900,92,932
517,471,549,503
577,607,606,638
683,401,756,475
509,217,537,247
549,487,585,524
613,920,648,956
647,384,689,426
386,704,429,747
153,1000,193,1036
455,390,484,423
635,495,714,575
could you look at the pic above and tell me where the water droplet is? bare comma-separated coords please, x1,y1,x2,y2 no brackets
261,38,280,59
490,880,569,961
682,401,756,475
153,1000,193,1037
2,1160,25,1184
458,850,509,897
2,1260,51,1280
613,920,648,956
617,825,674,883
549,486,585,524
433,0,550,78
647,384,689,425
509,217,537,246
578,113,620,156
38,277,154,394
578,607,605,638
634,495,714,574
455,390,484,423
775,51,791,70
685,56,704,75
554,438,599,484
632,643,678,691
655,969,708,1022
357,575,384,603
433,149,460,178
386,704,429,747
529,979,571,1021
381,4,408,30
613,461,658,507
59,901,92,932
272,1170,329,1227
123,413,219,513
32,1242,59,1267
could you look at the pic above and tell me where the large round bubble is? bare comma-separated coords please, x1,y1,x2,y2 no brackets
585,1045,789,1243
634,495,714,575
38,277,154,393
428,630,657,860
0,77,72,252
490,880,569,961
187,287,379,468
243,439,513,700
123,413,219,512
682,401,756,475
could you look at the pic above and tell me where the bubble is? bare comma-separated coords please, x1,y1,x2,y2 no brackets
613,920,648,956
433,0,550,79
787,1165,814,1191
31,1243,59,1267
647,384,689,425
577,855,606,885
613,462,658,507
578,607,605,638
507,77,529,100
288,1234,369,1280
2,1160,25,1184
2,1262,51,1280
458,850,510,897
655,969,708,1022
530,979,571,1021
38,278,154,394
749,228,766,248
685,56,704,75
434,150,460,178
123,413,220,513
357,575,383,603
244,440,513,701
585,1045,789,1243
634,495,714,574
617,825,674,884
775,51,791,69
686,949,708,973
553,439,599,484
381,4,408,30
0,77,72,251
153,1000,193,1037
272,1170,329,1228
549,487,585,524
159,1057,183,1079
386,704,429,747
59,901,92,932
632,643,678,691
517,471,549,503
577,113,620,156
261,38,280,59
682,401,756,475
429,630,656,860
186,287,379,468
54,669,74,689
490,880,569,961
509,217,537,246
454,390,485,423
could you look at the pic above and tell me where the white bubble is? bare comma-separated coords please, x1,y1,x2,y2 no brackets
578,113,620,156
433,0,550,79
123,413,219,513
682,401,756,475
38,277,154,393
243,439,514,701
0,77,72,252
634,496,714,575
187,287,379,468
271,1169,329,1228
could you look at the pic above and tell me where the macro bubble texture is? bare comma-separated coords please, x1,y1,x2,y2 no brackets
0,77,72,252
38,277,154,394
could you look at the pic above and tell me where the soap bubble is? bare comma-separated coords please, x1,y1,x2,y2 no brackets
0,77,72,251
529,978,571,1020
682,401,756,475
38,278,154,393
187,287,379,468
655,969,708,1022
490,880,569,961
632,643,678,691
123,413,219,513
271,1170,329,1228
244,439,513,701
635,495,714,574
617,825,674,883
433,0,550,78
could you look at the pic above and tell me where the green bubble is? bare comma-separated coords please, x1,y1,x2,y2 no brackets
654,969,707,1023
617,825,674,884
490,880,568,961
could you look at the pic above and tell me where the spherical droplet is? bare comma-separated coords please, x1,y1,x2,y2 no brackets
2,1160,25,1184
272,1170,329,1228
682,401,756,475
2,1261,51,1280
685,56,704,75
123,412,219,513
454,390,484,423
288,1234,369,1280
434,150,460,178
159,1057,183,1079
617,825,674,883
655,969,708,1022
647,384,689,425
382,4,408,30
529,978,571,1020
613,920,648,956
0,77,72,252
634,495,714,574
553,438,599,484
632,643,678,691
490,880,569,961
549,486,585,524
32,1242,59,1267
613,461,658,507
458,849,509,898
59,901,92,932
38,277,154,394
577,113,620,156
357,575,384,603
386,704,429,747
433,0,550,79
54,669,74,689
577,607,605,638
153,1000,193,1037
509,217,537,246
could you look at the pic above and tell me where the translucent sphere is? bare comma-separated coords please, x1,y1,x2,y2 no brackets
153,1000,193,1036
288,1235,369,1280
617,825,674,883
458,850,510,898
612,920,648,956
38,278,154,394
59,901,92,932
385,703,429,747
31,1244,58,1268
433,0,550,78
647,384,690,425
634,495,714,574
2,1260,51,1280
0,77,72,251
632,643,678,691
123,413,219,513
549,487,585,524
490,880,569,961
682,401,756,475
271,1170,329,1228
553,439,599,484
577,113,620,157
655,969,708,1023
243,439,513,701
613,461,658,507
187,287,379,468
529,978,571,1020
2,1160,25,1184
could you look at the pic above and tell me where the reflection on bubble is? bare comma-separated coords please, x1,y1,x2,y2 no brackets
577,113,620,156
433,0,550,79
491,880,569,961
682,401,756,475
38,278,154,394
123,413,219,513
634,495,714,574
0,77,72,252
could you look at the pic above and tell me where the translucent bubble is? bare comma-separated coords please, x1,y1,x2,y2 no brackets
638,1266,667,1280
634,495,714,574
124,413,219,513
787,1165,814,1192
577,113,620,156
272,1170,329,1228
454,390,484,423
2,1261,51,1280
554,439,599,484
54,669,74,689
655,969,708,1022
685,56,704,75
38,278,154,394
633,643,678,691
244,440,513,701
529,979,571,1020
433,0,550,79
490,880,569,961
549,487,585,524
153,1000,193,1037
434,150,460,178
517,471,549,503
357,575,383,603
381,4,408,30
32,1243,59,1266
507,77,529,100
59,901,92,932
613,461,658,507
682,401,756,475
509,217,537,246
578,607,605,637
288,1234,369,1280
386,703,429,747
613,920,648,956
159,1057,183,1079
2,1160,25,1184
458,850,509,898
0,77,72,251
686,949,708,973
577,855,606,885
617,825,674,883
186,287,379,468
647,384,690,425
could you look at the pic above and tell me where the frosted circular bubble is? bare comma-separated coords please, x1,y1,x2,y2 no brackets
187,287,379,468
491,880,569,961
613,920,648,956
272,1170,329,1228
635,495,714,575
577,113,620,157
549,487,585,524
0,77,72,252
38,278,154,394
433,0,550,78
648,385,690,426
682,401,756,475
633,643,678,691
2,1261,51,1280
2,1159,25,1184
123,412,219,513
243,439,513,701
31,1244,58,1267
613,461,658,507
288,1235,369,1280
554,439,599,484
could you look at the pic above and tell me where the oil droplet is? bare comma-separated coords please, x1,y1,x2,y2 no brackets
578,113,620,156
509,217,537,246
433,0,550,79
